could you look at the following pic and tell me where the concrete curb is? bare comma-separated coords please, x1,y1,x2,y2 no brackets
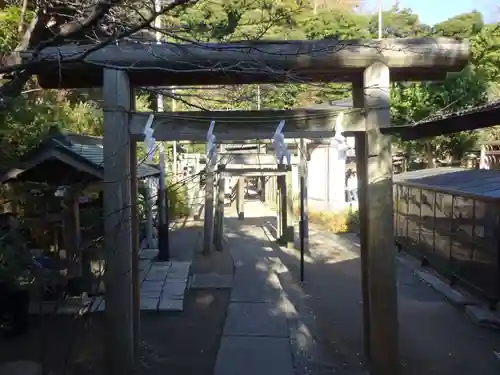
397,253,500,330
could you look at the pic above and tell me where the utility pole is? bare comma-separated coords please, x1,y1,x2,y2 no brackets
378,0,383,39
155,0,169,261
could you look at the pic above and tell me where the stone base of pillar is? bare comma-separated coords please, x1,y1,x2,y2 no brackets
277,226,294,248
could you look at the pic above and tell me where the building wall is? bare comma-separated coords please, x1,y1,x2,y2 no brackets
306,138,354,212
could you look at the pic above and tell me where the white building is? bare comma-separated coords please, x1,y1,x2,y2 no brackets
304,98,357,212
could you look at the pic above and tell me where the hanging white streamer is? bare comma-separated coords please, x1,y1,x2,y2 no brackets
143,114,156,162
333,111,349,152
206,120,217,162
272,120,291,166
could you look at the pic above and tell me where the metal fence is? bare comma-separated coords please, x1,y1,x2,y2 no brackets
393,168,500,307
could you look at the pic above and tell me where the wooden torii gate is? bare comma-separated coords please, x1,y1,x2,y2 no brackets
25,37,469,375
215,159,296,248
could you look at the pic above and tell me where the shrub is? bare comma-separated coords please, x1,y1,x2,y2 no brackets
307,209,359,233
167,184,190,219
266,192,359,233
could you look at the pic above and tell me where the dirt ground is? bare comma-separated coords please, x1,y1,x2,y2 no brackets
0,223,233,375
0,291,230,375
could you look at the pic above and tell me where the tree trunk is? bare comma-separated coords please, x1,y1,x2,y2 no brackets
425,141,435,168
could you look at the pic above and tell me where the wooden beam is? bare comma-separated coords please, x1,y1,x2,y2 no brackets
103,69,134,375
236,177,245,220
224,163,299,170
26,38,469,88
129,109,364,142
355,63,400,375
178,139,330,145
214,176,225,251
219,168,289,177
203,153,216,254
259,176,266,202
299,138,309,282
284,167,294,248
130,132,140,360
218,164,291,172
277,175,286,244
144,178,154,248
390,105,500,141
62,190,81,278
218,154,298,166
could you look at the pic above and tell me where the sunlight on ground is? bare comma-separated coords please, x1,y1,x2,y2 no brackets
195,293,215,306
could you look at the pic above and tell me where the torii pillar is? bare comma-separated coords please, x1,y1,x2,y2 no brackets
277,164,294,248
236,177,245,220
354,63,399,375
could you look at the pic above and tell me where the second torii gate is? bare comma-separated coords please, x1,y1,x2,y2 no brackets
216,163,295,247
25,37,469,375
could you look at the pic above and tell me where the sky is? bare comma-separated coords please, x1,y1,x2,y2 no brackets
365,0,490,25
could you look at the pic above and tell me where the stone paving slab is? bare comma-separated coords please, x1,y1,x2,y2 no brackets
162,281,187,300
145,268,169,282
167,261,191,280
214,336,295,375
158,298,184,312
31,259,191,314
149,261,172,270
141,297,159,311
224,302,289,337
89,296,105,312
141,290,163,299
231,270,284,303
141,280,164,291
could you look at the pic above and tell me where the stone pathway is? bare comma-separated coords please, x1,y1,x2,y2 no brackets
90,248,191,313
30,248,192,315
214,207,321,375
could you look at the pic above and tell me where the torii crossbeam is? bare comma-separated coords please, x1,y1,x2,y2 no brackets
24,38,467,87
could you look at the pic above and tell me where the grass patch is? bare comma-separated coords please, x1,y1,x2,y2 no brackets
267,195,359,234
307,209,359,233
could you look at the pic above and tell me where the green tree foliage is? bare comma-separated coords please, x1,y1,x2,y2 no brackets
433,11,484,38
471,24,500,95
391,67,489,165
372,7,429,37
0,5,24,53
389,10,500,166
0,1,499,171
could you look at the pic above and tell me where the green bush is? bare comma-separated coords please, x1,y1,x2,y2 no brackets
167,184,190,219
137,180,190,222
307,208,359,233
267,194,359,234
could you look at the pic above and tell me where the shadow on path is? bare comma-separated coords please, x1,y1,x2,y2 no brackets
224,201,500,375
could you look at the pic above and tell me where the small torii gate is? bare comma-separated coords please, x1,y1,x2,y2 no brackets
215,154,297,248
25,38,469,375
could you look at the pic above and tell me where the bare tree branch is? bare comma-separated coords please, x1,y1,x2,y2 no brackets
0,0,196,105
